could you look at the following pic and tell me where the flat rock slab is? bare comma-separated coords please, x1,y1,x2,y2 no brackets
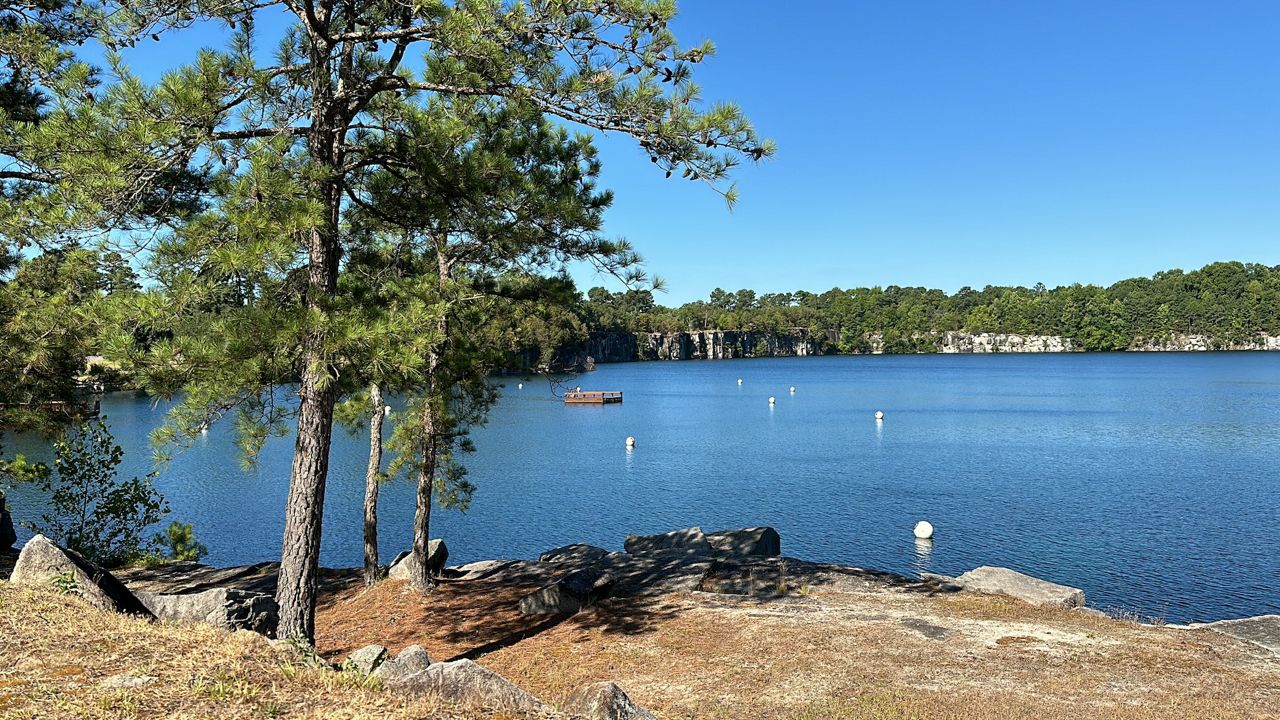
596,550,713,596
540,544,611,565
519,567,616,615
117,562,359,596
448,560,562,585
706,527,781,558
955,566,1085,608
1202,615,1280,656
624,527,714,557
700,557,932,596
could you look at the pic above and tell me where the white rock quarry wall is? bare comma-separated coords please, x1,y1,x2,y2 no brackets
936,332,1080,354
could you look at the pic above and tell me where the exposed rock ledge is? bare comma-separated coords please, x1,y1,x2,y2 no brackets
582,329,830,364
935,331,1079,354
1129,334,1280,352
567,330,1280,367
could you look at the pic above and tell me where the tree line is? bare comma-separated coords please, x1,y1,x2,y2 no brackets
580,261,1280,352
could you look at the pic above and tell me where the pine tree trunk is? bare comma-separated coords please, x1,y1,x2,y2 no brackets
276,28,345,641
408,393,437,591
276,361,337,641
363,384,384,586
409,250,452,591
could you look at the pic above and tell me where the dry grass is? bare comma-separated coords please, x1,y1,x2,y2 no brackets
0,584,540,720
5,574,1280,720
315,581,1280,720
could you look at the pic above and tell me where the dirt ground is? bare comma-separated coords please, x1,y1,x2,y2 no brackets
316,578,1280,719
0,584,529,720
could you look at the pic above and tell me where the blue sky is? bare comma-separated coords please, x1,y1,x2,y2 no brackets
101,2,1279,304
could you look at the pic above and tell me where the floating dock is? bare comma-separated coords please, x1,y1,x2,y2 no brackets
564,390,623,404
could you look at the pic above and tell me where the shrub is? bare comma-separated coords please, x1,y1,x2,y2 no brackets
156,520,207,562
23,417,168,567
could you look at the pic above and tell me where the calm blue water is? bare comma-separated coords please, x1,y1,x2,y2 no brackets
8,353,1280,623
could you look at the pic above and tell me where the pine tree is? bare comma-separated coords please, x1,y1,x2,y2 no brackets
13,1,771,643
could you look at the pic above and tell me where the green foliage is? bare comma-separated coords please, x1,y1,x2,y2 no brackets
50,570,79,596
24,417,168,567
582,261,1280,352
0,248,101,433
155,520,206,562
1,0,770,638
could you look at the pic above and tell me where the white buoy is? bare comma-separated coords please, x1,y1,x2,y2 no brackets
875,410,885,421
768,396,776,405
737,378,743,385
913,520,934,540
383,405,391,417
789,386,796,394
518,383,523,390
625,436,636,448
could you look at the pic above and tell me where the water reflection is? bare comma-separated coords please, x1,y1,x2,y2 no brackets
912,537,933,575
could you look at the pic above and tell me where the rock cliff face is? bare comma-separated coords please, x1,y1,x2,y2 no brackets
1128,334,1280,352
584,330,829,364
568,330,1280,367
936,332,1080,354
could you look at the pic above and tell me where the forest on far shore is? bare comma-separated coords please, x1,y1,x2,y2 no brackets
580,261,1280,352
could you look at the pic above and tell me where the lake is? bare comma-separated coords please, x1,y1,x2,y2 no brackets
8,352,1280,623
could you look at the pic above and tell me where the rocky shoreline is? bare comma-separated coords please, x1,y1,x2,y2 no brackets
9,526,1279,656
4,528,1280,718
556,330,1280,368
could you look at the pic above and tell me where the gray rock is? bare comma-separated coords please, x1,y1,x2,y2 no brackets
451,559,517,579
396,659,546,712
0,494,15,551
1201,615,1280,656
10,535,153,616
347,644,389,674
116,560,284,596
372,644,433,683
540,544,611,565
705,527,780,558
450,559,561,585
954,566,1085,608
388,539,448,580
919,572,964,591
136,587,278,636
519,567,616,615
598,550,713,596
563,681,656,720
624,527,714,556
